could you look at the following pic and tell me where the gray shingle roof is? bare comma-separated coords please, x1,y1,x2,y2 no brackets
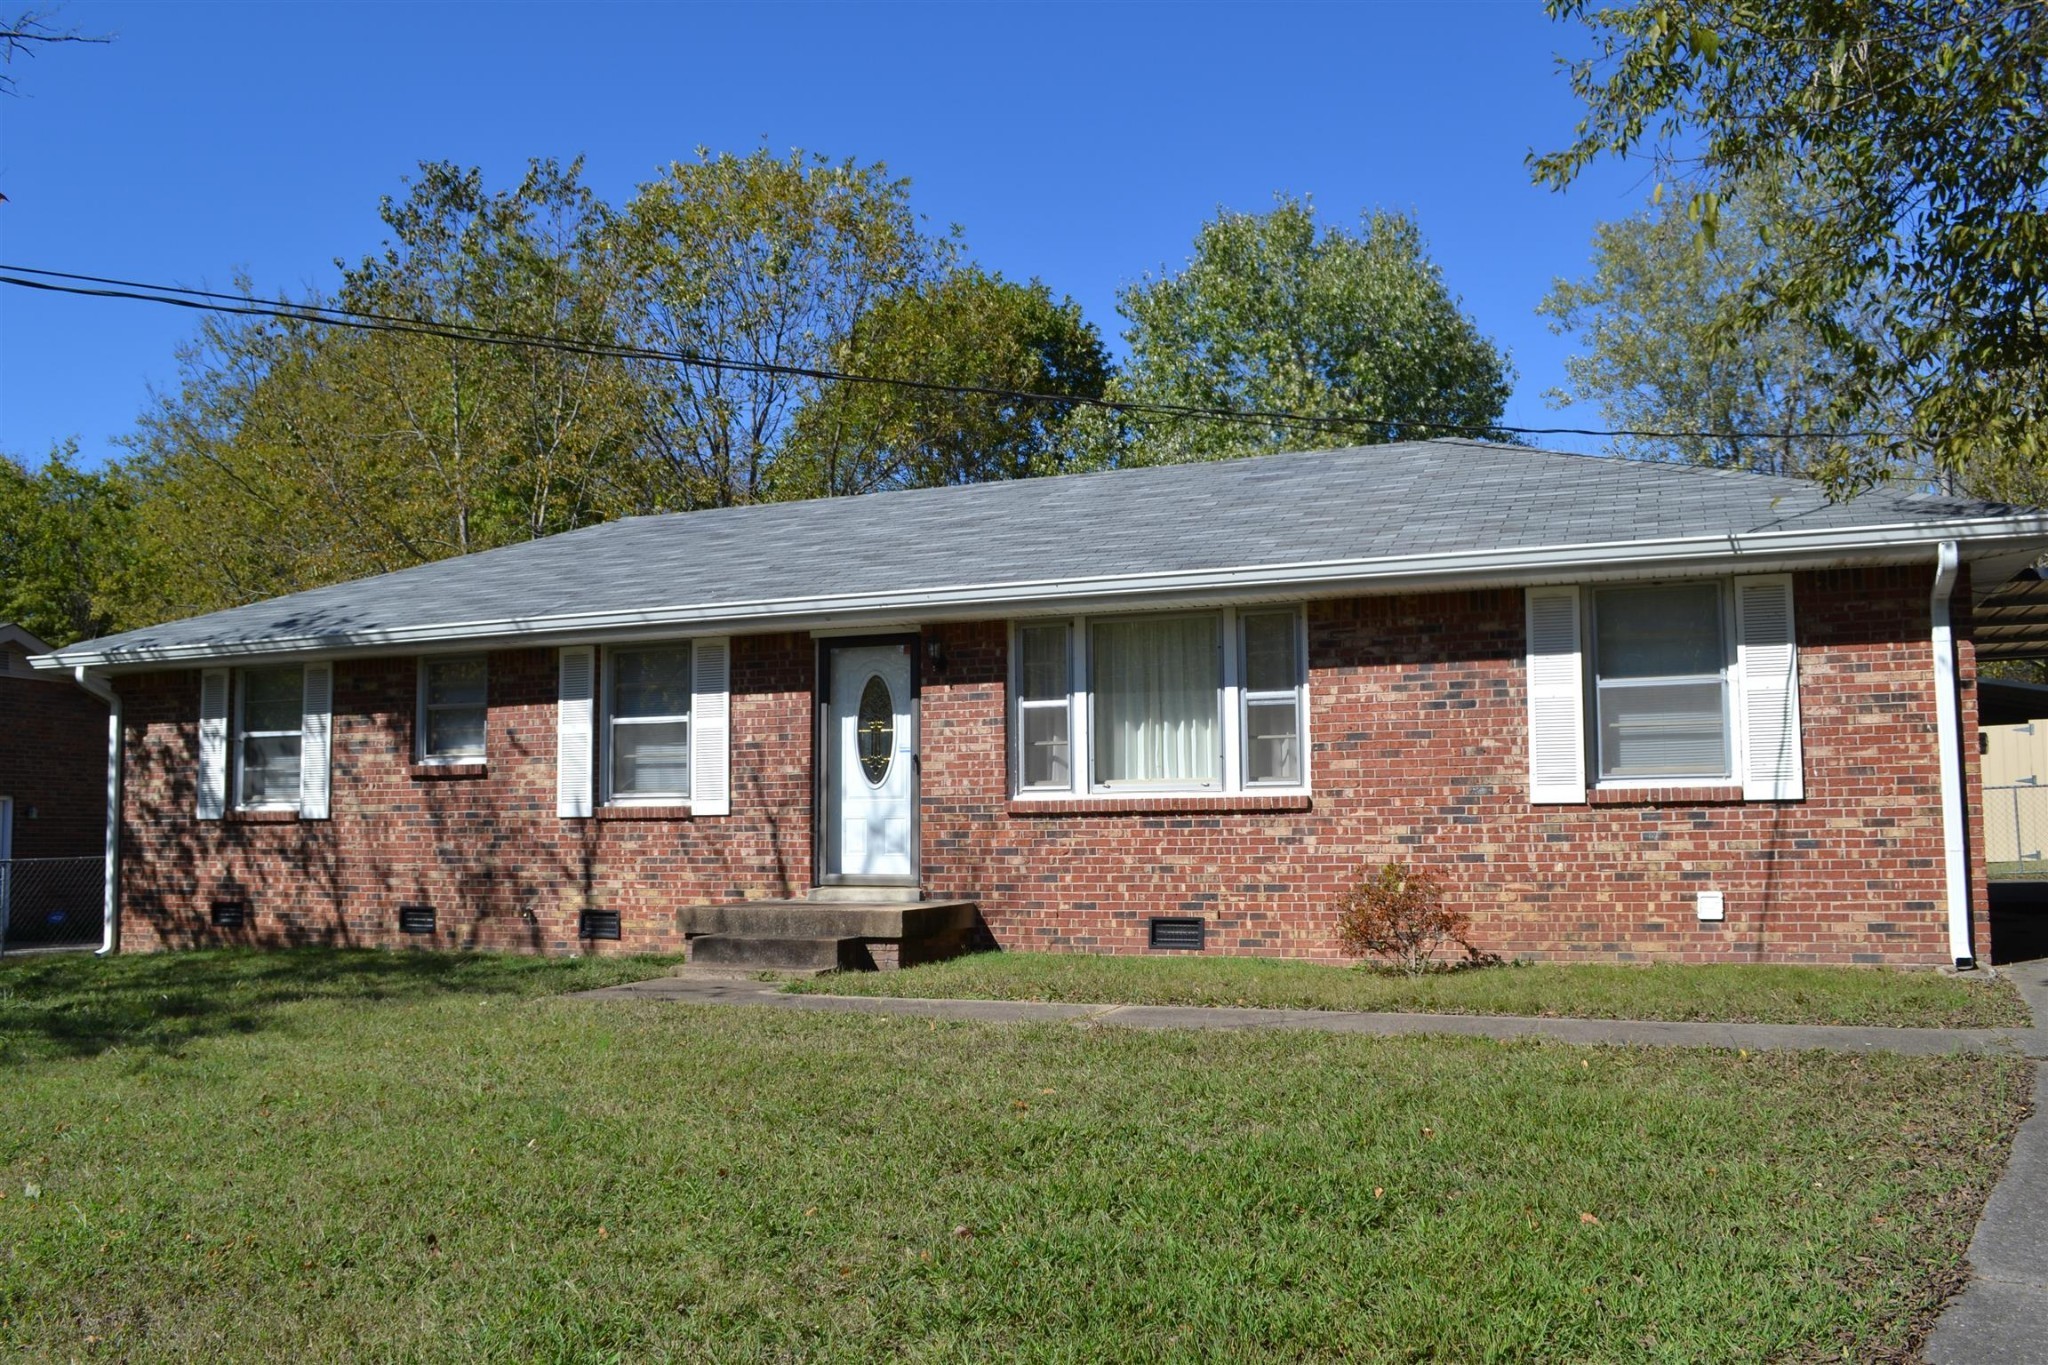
43,440,2043,666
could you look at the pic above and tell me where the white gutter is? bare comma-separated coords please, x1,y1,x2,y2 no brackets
70,667,120,957
28,513,2048,673
1930,542,1973,968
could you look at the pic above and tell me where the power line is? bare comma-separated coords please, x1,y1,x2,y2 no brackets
0,262,1914,447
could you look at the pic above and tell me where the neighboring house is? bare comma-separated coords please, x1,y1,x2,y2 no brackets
1,622,112,951
0,623,110,864
32,441,2048,967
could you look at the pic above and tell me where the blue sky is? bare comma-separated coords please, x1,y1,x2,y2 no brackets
0,0,1647,469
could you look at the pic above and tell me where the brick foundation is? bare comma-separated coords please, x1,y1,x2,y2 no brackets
114,568,1991,966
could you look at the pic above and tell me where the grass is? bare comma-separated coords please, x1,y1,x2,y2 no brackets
0,951,2032,1362
785,951,2034,1030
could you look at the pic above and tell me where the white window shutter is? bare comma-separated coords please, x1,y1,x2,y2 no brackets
557,646,595,818
197,668,230,820
299,663,334,819
691,637,731,816
1526,586,1586,804
1736,574,1803,801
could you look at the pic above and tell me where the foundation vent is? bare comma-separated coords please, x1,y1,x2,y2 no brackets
580,909,622,942
398,904,437,936
1148,917,1206,951
209,901,247,930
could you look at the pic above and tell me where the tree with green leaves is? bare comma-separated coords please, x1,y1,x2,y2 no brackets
1533,0,2048,494
1538,171,1901,476
783,267,1110,495
1101,197,1511,466
125,159,646,621
602,149,959,509
0,442,136,645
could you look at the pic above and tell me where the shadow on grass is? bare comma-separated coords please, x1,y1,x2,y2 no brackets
0,947,677,1064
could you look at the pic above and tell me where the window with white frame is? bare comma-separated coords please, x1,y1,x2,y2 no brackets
1092,614,1222,787
236,665,304,809
1240,610,1304,785
418,655,487,763
1015,623,1073,789
1590,583,1732,782
606,645,691,801
1011,607,1308,796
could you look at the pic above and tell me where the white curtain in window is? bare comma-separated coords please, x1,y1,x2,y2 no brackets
1092,616,1219,785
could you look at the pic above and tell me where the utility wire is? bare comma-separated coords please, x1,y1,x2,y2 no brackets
0,262,1914,446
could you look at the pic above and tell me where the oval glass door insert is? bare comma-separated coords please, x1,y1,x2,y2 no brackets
857,674,895,785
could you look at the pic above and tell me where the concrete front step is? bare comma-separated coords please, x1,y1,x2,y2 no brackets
675,898,978,941
690,934,873,972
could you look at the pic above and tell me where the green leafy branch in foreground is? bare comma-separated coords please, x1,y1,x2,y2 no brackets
1536,0,2048,495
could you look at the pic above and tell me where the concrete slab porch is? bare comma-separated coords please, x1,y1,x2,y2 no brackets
675,896,982,973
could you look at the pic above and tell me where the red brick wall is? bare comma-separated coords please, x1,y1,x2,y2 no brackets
919,567,1986,966
0,675,109,860
113,567,1990,966
118,638,815,954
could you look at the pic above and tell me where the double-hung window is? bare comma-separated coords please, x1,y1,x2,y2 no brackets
1590,583,1731,782
1015,624,1074,789
1011,607,1308,797
1240,610,1304,785
606,645,691,801
236,665,304,809
418,656,488,763
1526,575,1803,804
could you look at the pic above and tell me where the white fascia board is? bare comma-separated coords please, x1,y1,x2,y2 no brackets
35,512,2048,673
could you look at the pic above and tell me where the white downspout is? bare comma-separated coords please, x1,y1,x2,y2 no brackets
1930,541,1974,968
72,667,121,957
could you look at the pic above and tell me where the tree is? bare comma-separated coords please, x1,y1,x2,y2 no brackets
125,159,646,621
1538,171,1898,475
1103,197,1512,466
782,267,1111,495
601,149,958,509
1533,0,2048,492
2,8,109,97
0,442,136,645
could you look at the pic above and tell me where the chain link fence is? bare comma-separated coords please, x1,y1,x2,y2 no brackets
0,857,104,953
1985,784,2048,880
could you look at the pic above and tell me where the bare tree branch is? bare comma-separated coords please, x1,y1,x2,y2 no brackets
3,8,111,95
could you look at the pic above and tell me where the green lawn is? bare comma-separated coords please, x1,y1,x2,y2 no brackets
0,950,2032,1361
788,952,2033,1029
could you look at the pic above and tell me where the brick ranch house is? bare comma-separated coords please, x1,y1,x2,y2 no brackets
32,441,2048,968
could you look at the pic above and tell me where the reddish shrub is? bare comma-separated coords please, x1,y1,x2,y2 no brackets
1333,861,1479,975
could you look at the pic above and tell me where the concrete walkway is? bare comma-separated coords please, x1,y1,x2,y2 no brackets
571,971,2048,1057
1926,957,2048,1364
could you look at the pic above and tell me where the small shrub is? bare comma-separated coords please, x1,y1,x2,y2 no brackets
1333,861,1482,976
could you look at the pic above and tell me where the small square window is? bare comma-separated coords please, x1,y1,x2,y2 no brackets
420,656,488,762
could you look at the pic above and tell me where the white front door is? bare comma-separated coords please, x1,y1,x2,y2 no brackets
823,641,917,883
